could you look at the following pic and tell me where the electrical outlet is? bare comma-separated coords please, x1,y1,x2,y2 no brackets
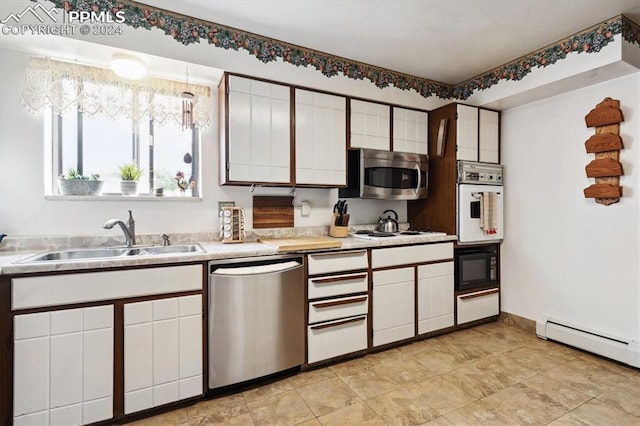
218,201,235,210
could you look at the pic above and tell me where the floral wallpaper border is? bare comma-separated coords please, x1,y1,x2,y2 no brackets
44,1,639,101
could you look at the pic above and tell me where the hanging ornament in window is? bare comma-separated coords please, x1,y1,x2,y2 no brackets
182,68,195,130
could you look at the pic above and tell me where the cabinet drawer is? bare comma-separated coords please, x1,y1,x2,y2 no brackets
456,288,499,325
307,315,367,364
307,250,368,275
371,243,452,268
12,265,202,310
309,295,368,324
308,272,368,299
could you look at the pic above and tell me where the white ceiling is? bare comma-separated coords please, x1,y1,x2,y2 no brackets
140,0,640,85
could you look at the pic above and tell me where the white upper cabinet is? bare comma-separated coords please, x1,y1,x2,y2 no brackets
225,75,291,184
479,109,500,163
456,104,500,163
295,89,347,186
350,99,390,151
456,104,479,161
393,107,428,155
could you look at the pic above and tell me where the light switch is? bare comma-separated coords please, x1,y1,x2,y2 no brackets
300,201,311,217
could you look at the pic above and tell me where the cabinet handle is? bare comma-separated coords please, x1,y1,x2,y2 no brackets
310,315,366,330
312,296,368,309
309,250,366,258
311,273,367,284
459,288,499,300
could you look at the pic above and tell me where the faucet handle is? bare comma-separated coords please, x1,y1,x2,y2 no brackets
160,233,171,246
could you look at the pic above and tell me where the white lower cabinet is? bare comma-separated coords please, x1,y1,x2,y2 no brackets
457,288,500,325
307,315,367,364
13,306,114,425
417,262,454,334
372,267,415,346
124,295,203,414
306,250,369,364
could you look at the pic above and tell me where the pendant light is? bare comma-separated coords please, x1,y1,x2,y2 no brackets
182,68,195,130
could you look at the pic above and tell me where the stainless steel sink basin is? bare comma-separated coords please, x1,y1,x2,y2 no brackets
19,247,130,262
16,244,206,263
127,244,206,256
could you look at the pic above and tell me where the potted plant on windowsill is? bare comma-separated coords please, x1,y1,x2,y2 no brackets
58,168,103,196
118,163,143,196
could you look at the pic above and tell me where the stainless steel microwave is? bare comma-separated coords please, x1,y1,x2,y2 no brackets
339,149,428,200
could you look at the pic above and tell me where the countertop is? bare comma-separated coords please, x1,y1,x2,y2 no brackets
0,234,457,275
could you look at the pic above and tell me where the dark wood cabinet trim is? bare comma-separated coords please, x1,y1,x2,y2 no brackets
311,296,368,309
309,315,366,330
0,278,12,425
458,288,500,300
310,273,368,284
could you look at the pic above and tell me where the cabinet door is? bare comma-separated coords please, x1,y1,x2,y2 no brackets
372,267,415,346
14,306,114,425
417,262,454,334
350,99,390,150
124,295,202,414
456,104,479,161
295,89,346,186
227,75,291,184
479,109,500,163
393,107,428,155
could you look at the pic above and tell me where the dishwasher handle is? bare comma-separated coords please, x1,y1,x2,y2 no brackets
212,260,301,277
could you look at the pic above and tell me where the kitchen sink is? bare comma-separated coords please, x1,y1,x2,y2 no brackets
16,244,206,263
127,244,206,256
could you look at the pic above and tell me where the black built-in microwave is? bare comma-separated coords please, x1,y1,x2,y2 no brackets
455,245,498,291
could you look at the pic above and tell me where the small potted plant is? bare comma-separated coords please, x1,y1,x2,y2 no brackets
118,163,143,196
58,168,103,196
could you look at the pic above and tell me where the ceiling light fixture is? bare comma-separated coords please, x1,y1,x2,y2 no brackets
110,53,147,80
182,68,195,131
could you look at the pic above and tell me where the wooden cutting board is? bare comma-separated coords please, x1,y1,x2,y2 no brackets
253,196,294,228
258,236,342,252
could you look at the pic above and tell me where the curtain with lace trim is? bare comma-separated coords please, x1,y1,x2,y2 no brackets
21,57,211,128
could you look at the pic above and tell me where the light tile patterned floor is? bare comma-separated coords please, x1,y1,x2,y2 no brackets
131,322,640,425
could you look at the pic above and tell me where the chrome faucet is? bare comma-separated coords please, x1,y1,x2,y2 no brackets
103,210,136,247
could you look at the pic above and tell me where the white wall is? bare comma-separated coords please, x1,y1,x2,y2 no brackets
501,73,640,342
0,30,419,237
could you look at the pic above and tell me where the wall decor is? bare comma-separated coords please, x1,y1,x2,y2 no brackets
39,0,639,101
583,97,624,205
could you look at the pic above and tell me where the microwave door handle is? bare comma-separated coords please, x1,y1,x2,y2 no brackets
415,163,421,195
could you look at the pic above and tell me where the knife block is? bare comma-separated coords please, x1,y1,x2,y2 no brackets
329,214,349,238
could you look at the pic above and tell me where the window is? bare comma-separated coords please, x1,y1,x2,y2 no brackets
21,56,211,199
50,108,200,197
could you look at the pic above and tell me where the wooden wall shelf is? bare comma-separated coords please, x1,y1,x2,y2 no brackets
582,97,624,206
584,133,623,153
583,184,622,199
585,158,623,178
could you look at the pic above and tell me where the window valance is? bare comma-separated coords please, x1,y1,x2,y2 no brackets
21,57,211,128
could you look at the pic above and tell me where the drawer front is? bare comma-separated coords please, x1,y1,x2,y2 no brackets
12,265,203,310
307,250,368,275
308,295,368,324
307,315,367,364
308,272,368,299
371,243,453,268
457,288,499,325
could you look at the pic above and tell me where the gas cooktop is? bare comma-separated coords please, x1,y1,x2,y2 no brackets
351,230,447,240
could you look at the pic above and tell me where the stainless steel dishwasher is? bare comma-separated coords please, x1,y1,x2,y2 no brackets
208,254,305,389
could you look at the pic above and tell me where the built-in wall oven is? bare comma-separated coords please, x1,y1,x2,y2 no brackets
339,149,428,200
455,245,498,291
457,161,503,244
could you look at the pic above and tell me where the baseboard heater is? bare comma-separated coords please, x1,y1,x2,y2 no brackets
536,317,640,368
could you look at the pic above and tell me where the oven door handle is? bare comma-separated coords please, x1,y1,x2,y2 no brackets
415,163,421,195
